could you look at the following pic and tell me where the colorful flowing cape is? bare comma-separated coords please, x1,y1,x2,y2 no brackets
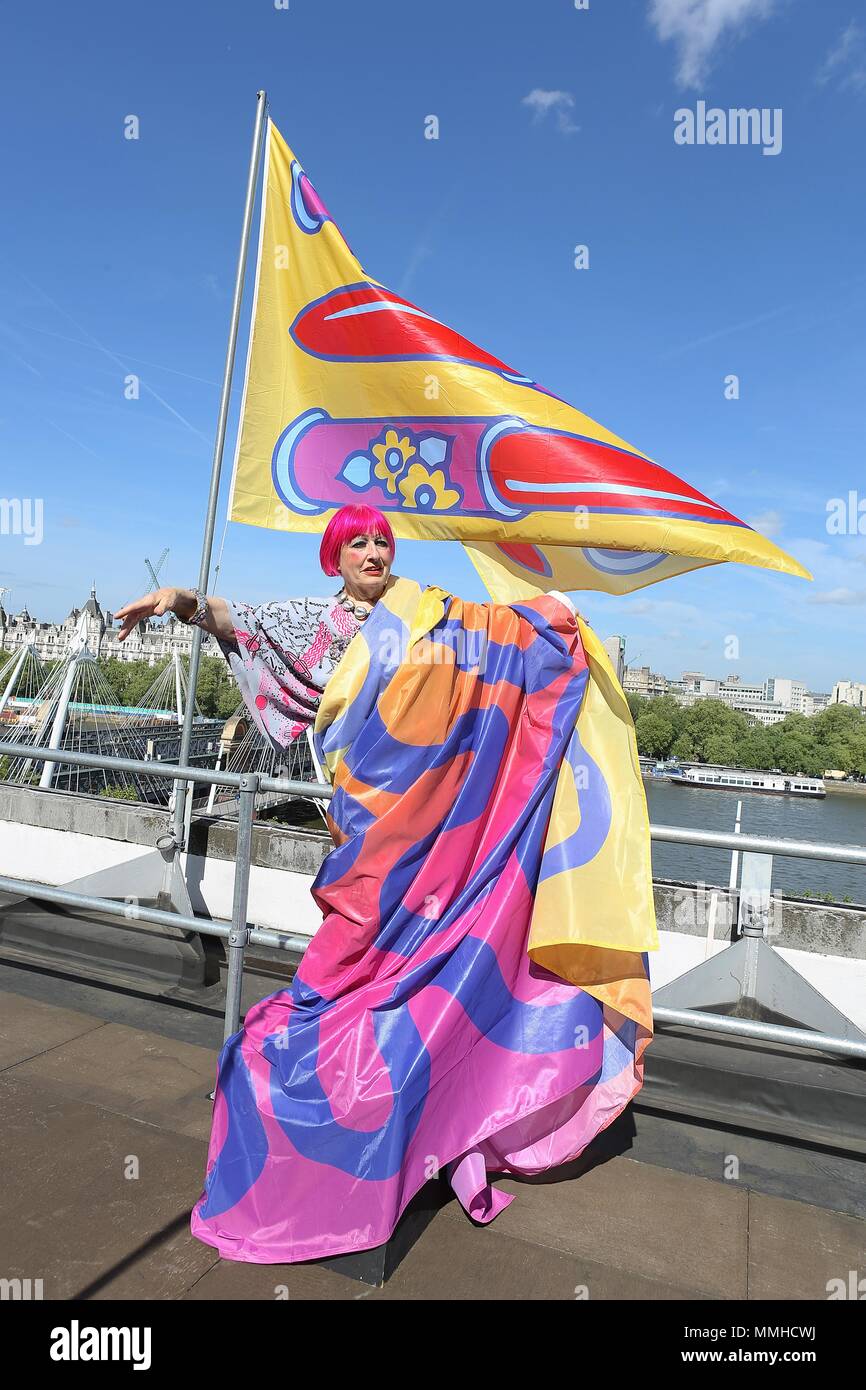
190,578,658,1263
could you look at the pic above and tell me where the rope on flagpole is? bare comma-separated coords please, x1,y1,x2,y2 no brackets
212,510,231,591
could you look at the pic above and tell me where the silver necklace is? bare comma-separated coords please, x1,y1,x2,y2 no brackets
337,589,372,622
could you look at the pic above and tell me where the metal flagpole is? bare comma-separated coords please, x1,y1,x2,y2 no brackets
171,89,269,848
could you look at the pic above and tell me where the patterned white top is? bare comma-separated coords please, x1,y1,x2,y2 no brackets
216,595,362,752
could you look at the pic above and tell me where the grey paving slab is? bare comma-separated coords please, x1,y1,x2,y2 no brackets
624,1106,866,1221
8,1020,218,1142
747,1192,866,1301
458,1155,750,1300
0,960,229,1051
0,1074,216,1300
4,984,863,1303
185,1202,713,1301
0,990,105,1069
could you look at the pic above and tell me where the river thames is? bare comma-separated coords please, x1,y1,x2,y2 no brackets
644,780,866,906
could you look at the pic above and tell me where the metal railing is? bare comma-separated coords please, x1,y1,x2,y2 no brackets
1,736,865,1059
0,738,329,1042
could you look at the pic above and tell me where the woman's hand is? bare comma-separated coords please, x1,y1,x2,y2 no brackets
115,587,194,641
114,587,235,644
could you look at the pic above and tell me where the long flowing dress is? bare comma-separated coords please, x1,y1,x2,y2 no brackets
190,576,657,1263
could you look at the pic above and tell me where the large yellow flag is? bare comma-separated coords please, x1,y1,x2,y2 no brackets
228,119,811,600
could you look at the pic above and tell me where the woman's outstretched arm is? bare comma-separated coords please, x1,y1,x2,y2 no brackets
114,587,235,645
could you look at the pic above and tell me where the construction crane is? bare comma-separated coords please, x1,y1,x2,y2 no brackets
144,548,169,591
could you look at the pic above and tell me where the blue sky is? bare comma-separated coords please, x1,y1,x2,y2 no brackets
1,0,864,692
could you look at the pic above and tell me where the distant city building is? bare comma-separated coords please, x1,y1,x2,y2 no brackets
623,658,841,724
602,635,625,684
0,585,220,667
832,680,866,710
803,691,831,717
764,677,807,713
717,689,790,728
677,674,725,700
622,664,668,698
716,676,788,726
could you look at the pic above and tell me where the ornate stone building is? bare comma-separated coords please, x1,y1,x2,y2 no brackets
0,585,220,666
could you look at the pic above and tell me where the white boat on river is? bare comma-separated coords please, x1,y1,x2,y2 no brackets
667,764,826,798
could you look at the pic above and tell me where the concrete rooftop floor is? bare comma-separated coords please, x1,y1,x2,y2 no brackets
1,974,865,1302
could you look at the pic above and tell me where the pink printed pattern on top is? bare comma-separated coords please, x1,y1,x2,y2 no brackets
216,595,360,752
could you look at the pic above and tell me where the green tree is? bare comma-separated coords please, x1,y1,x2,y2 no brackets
738,725,776,770
635,710,675,759
670,732,695,760
704,732,741,766
626,692,649,724
624,679,866,777
98,657,170,708
682,700,750,763
196,655,241,719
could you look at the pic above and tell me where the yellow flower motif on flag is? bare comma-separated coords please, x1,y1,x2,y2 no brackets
372,430,415,494
398,462,461,511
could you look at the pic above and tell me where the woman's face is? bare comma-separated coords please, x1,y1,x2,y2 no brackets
339,532,393,602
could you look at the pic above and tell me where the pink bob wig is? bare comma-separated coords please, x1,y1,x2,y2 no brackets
318,503,396,578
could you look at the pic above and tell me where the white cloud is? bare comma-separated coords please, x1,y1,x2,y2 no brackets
623,597,705,619
817,21,866,92
807,587,866,606
745,508,784,538
521,89,580,135
648,0,777,88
